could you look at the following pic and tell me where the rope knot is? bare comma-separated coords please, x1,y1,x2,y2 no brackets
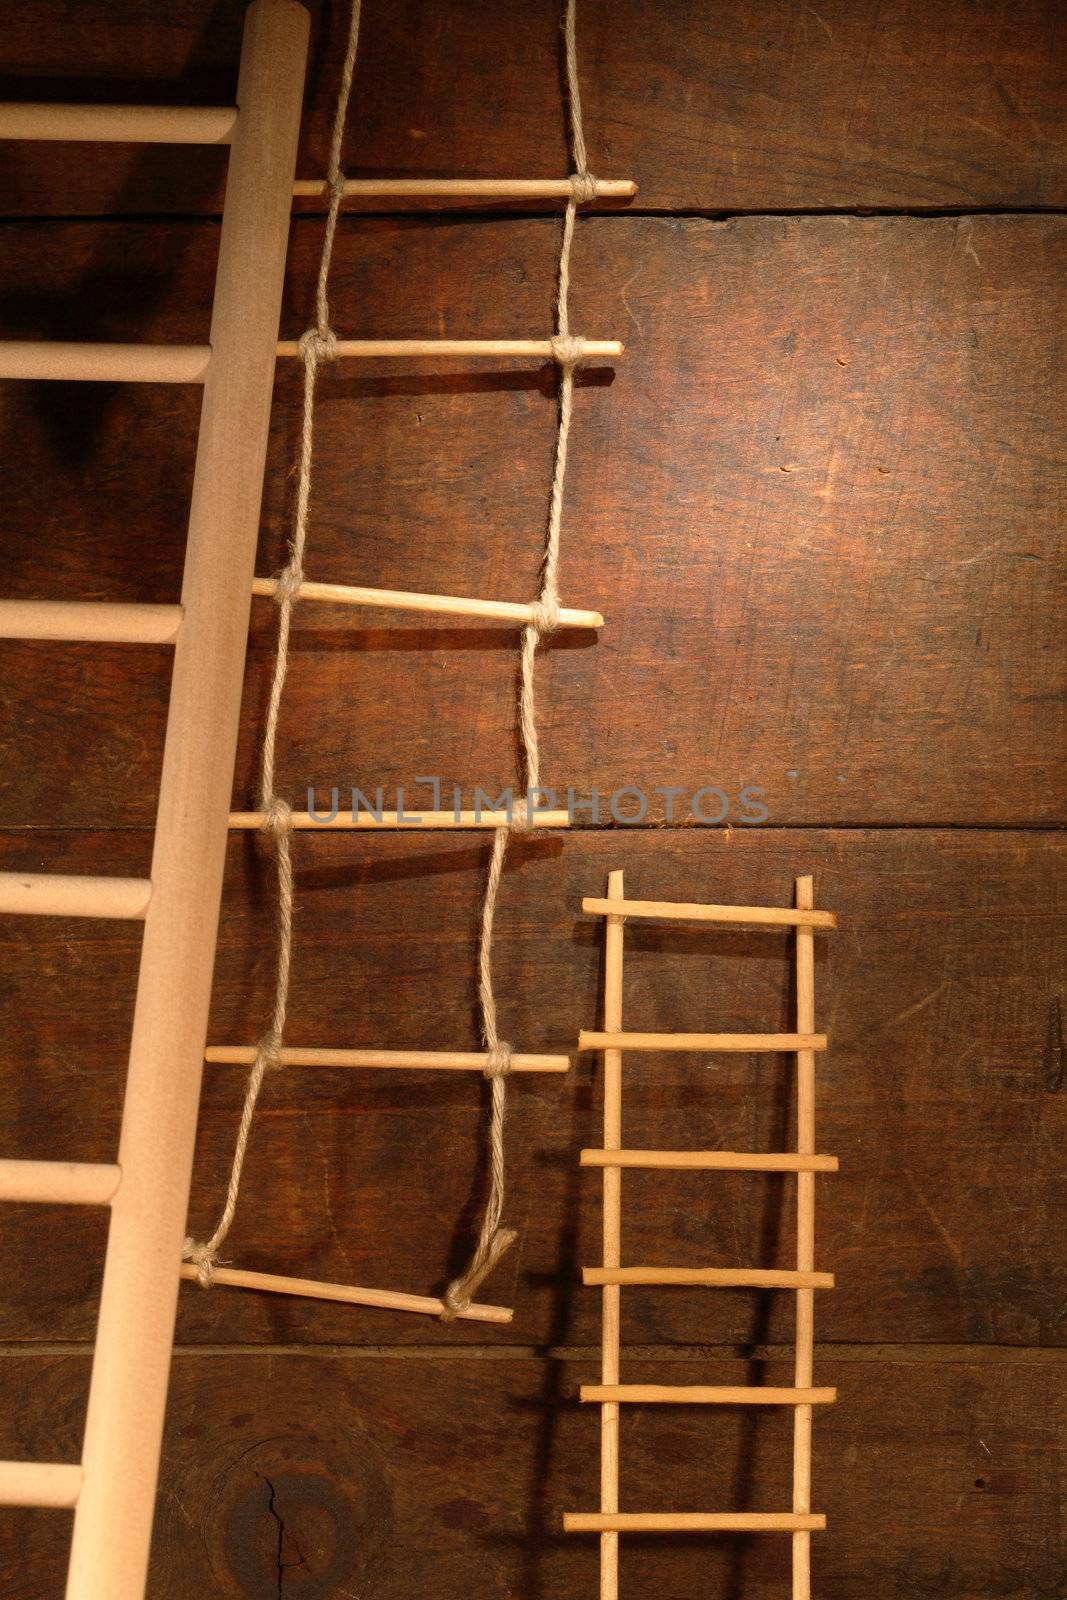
484,1041,513,1079
298,326,339,366
550,333,586,367
182,1238,217,1289
255,1027,285,1073
275,562,305,605
261,796,294,839
439,1224,518,1321
569,170,599,204
510,797,531,834
328,172,347,207
529,595,562,636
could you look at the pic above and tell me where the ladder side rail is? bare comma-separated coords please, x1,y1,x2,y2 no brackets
600,870,625,1600
793,873,818,1600
65,6,309,1597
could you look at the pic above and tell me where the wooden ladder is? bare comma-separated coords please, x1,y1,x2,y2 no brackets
564,869,839,1598
0,5,308,1596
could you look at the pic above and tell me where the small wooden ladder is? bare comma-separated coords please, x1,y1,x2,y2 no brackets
564,869,839,1599
0,5,308,1596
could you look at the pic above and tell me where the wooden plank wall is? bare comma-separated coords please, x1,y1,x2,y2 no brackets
0,2,1064,1595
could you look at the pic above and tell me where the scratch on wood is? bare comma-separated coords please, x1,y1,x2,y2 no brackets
1042,999,1064,1092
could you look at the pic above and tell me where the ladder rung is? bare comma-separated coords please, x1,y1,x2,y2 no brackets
580,1148,838,1173
0,1460,82,1509
252,574,603,629
276,338,623,360
294,176,637,201
583,1267,835,1289
579,1030,826,1053
563,1511,826,1533
178,1262,512,1324
205,1045,569,1073
580,1384,837,1405
0,600,183,645
0,342,210,384
0,1159,120,1206
582,896,837,929
228,809,572,830
0,873,151,919
0,104,237,145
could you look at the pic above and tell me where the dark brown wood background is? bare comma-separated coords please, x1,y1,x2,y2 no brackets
1,2,1065,1596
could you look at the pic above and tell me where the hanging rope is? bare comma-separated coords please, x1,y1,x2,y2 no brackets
440,0,595,1318
184,1,364,1287
186,0,598,1312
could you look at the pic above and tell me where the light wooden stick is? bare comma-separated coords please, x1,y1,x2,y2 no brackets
584,1267,834,1289
0,1461,83,1510
0,1160,120,1206
0,873,151,920
580,1148,838,1173
66,9,309,1597
177,1262,511,1323
793,874,818,1599
580,1385,837,1406
580,1030,826,1053
205,1045,568,1072
0,341,209,383
0,600,183,645
228,808,572,830
0,103,236,144
252,574,603,628
564,1512,825,1534
599,870,625,1600
293,176,637,200
582,896,837,930
276,338,623,359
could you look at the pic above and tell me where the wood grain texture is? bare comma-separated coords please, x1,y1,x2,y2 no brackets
0,0,1064,215
0,1350,1062,1598
0,215,1063,828
0,827,1062,1348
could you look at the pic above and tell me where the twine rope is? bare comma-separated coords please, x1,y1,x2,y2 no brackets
184,1,363,1288
441,0,593,1317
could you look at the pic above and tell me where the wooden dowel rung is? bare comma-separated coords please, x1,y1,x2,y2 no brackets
0,103,236,144
0,600,183,645
178,1262,512,1323
583,1267,834,1290
0,872,151,920
293,176,637,200
0,1159,120,1206
252,574,603,628
0,341,210,383
0,1460,83,1509
579,1030,826,1053
582,896,837,930
580,1385,837,1406
205,1045,569,1073
276,338,623,359
563,1512,826,1534
228,808,572,830
580,1148,838,1173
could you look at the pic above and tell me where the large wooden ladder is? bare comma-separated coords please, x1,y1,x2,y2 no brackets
564,869,839,1598
0,5,308,1596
